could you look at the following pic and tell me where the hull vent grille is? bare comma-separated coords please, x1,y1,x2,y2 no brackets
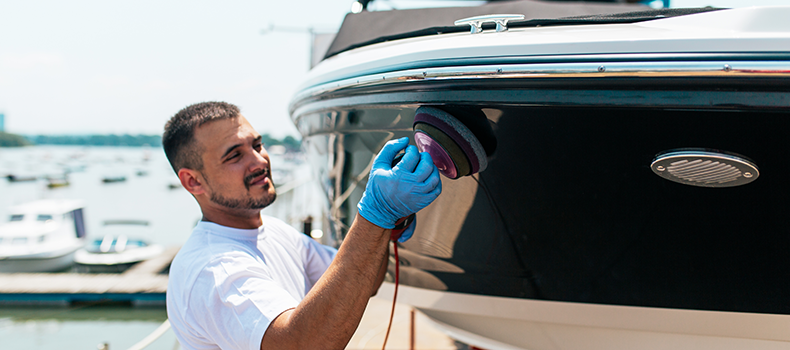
651,150,759,188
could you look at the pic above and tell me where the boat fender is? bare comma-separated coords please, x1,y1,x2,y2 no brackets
413,106,495,179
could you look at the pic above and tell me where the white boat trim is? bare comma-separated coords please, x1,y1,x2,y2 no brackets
377,282,790,349
422,315,526,350
302,7,790,88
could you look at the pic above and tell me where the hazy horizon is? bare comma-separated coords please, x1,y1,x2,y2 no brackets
1,0,783,137
0,0,352,138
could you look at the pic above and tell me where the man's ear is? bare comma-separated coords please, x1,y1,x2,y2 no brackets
178,168,205,195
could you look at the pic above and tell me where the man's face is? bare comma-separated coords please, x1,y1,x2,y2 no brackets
193,115,276,211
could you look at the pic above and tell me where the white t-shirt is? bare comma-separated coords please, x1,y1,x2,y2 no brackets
166,216,337,350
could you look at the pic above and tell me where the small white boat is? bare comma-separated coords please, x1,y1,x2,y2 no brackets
0,199,87,273
74,221,164,273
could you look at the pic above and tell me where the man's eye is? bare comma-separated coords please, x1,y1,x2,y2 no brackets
228,153,239,160
254,143,263,151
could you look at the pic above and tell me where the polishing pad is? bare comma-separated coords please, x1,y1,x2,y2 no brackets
413,106,488,178
414,123,471,179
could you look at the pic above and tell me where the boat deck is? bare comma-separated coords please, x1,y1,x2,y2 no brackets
0,246,179,306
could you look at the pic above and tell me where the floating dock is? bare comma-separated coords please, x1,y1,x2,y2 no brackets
0,246,179,306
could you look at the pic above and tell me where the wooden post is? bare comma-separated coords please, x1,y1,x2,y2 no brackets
302,216,313,237
410,308,415,350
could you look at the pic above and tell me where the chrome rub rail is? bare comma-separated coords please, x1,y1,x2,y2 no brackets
290,61,790,111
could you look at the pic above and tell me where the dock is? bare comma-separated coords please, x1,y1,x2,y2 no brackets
0,246,179,306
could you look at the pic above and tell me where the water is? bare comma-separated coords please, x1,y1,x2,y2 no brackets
0,306,175,350
0,145,200,246
0,145,326,350
0,145,324,245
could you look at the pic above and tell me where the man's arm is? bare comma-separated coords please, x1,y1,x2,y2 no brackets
260,214,390,350
371,217,415,296
261,138,440,350
372,242,389,297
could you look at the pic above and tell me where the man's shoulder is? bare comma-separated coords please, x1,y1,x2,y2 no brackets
261,215,298,232
260,215,307,242
177,223,258,262
171,225,255,283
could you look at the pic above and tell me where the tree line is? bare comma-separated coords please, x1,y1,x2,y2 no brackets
0,132,301,151
0,132,30,147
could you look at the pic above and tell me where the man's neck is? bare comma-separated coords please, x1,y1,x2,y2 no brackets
200,207,263,229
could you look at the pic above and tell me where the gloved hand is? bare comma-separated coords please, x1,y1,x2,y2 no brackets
358,137,442,229
398,216,416,243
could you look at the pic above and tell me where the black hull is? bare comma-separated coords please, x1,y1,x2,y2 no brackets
293,70,790,316
403,107,790,315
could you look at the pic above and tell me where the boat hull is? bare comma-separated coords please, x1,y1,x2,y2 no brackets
292,90,790,347
378,283,790,350
290,7,790,347
74,244,165,273
0,249,78,273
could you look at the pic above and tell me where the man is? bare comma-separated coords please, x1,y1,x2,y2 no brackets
164,101,441,350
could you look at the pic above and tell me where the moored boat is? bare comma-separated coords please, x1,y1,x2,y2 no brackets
102,175,127,183
5,174,37,182
0,199,87,272
46,176,70,189
74,220,165,273
290,1,790,349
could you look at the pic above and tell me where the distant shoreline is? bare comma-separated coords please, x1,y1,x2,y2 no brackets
0,133,301,150
25,134,162,147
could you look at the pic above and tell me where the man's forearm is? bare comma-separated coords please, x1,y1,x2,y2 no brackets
260,214,390,350
372,243,390,296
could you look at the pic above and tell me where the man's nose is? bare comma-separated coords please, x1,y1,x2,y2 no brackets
249,148,269,171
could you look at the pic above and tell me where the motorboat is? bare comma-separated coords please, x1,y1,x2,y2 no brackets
74,220,165,273
102,175,127,183
0,199,87,272
289,1,790,349
46,175,70,189
5,174,37,182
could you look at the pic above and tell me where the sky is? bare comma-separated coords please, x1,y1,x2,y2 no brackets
1,0,786,137
0,0,351,137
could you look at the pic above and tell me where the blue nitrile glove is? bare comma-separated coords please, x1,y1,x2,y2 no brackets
358,137,442,229
398,216,416,243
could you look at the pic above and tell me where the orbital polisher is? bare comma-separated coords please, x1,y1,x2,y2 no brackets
389,106,497,240
382,106,497,349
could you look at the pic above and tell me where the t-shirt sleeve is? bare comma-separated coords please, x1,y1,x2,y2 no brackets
301,234,338,287
194,252,300,350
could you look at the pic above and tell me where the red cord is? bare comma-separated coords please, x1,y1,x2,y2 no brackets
381,242,399,350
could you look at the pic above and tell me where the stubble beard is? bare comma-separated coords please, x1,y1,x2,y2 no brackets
204,169,277,210
210,190,276,210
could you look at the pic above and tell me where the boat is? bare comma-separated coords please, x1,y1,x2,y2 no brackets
289,1,790,349
6,174,37,182
102,175,126,183
46,176,70,189
74,220,165,273
0,199,87,272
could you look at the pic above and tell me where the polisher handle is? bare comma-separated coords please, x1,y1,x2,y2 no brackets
390,213,416,241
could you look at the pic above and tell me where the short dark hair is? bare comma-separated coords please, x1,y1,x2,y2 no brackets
163,101,240,173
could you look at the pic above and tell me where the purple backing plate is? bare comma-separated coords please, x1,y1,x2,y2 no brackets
414,131,459,179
